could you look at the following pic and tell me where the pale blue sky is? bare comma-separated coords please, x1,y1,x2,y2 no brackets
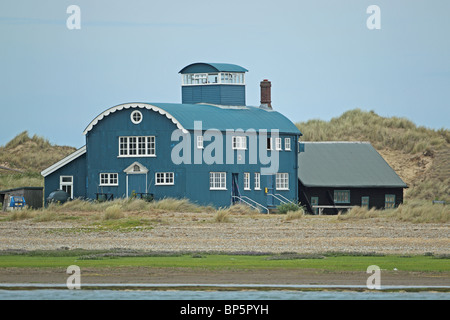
1,0,449,147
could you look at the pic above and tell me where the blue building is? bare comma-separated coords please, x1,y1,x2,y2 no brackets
41,63,302,211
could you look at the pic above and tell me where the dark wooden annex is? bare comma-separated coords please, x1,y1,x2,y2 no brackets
298,142,407,215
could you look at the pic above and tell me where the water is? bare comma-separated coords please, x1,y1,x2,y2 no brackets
0,284,449,300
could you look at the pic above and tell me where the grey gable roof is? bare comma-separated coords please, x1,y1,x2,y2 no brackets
298,142,407,188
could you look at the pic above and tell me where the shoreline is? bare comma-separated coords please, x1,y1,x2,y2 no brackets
1,214,448,290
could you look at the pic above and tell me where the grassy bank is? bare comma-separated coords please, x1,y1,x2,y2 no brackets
1,197,448,226
0,250,448,273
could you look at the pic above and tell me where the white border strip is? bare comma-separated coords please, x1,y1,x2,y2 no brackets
82,103,188,135
41,146,86,177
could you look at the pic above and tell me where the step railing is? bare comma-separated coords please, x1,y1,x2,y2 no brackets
274,193,297,205
267,193,297,206
232,195,269,214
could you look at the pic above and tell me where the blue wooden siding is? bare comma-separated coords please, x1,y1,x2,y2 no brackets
44,153,87,202
182,85,246,106
83,107,299,208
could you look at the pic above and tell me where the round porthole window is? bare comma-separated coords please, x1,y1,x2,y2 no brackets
131,110,143,124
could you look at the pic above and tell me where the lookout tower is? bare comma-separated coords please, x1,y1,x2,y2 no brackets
179,62,248,106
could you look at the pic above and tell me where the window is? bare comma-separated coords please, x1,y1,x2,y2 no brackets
254,173,261,190
130,110,143,124
155,172,174,185
197,136,203,149
276,173,289,190
267,137,272,150
60,176,73,198
275,138,282,150
210,172,226,190
244,173,250,190
119,136,155,157
385,194,396,209
182,72,244,85
334,190,350,203
232,136,247,150
285,138,291,151
311,196,319,215
99,173,118,186
362,196,370,209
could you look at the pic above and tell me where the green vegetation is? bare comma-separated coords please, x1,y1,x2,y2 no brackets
296,109,449,154
338,200,449,223
0,198,215,231
0,131,75,190
0,250,448,273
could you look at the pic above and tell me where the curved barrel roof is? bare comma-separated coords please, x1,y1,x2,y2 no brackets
83,102,301,135
179,62,248,74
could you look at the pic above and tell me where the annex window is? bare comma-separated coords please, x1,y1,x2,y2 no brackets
119,136,155,157
334,190,350,203
362,196,370,209
232,136,247,150
155,172,174,185
60,176,73,199
285,138,291,151
130,110,143,124
385,194,396,209
244,172,250,190
99,173,118,186
210,172,226,190
197,135,204,149
275,137,282,151
276,173,289,190
311,196,319,215
254,173,261,190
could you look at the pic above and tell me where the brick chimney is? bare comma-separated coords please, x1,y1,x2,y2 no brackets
260,79,272,109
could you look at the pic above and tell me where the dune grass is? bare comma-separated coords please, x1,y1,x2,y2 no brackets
337,200,449,223
296,109,449,154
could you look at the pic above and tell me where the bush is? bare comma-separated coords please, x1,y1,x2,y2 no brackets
213,208,231,223
103,205,124,220
276,202,302,214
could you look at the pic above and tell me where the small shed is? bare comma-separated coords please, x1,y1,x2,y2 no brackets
0,187,43,211
298,142,408,214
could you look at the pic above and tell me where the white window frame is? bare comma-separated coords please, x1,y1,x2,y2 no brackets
285,138,291,151
275,137,282,151
254,173,261,190
130,110,143,124
276,173,289,190
60,176,73,198
99,173,118,186
232,136,247,150
155,172,174,186
182,72,245,86
197,135,204,149
210,172,227,190
244,172,250,190
119,136,155,157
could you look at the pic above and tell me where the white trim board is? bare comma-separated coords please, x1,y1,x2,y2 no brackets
83,103,188,135
41,146,86,177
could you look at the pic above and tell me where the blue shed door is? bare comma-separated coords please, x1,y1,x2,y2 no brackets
127,174,146,197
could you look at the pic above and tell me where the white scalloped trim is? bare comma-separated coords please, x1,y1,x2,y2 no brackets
82,103,188,135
